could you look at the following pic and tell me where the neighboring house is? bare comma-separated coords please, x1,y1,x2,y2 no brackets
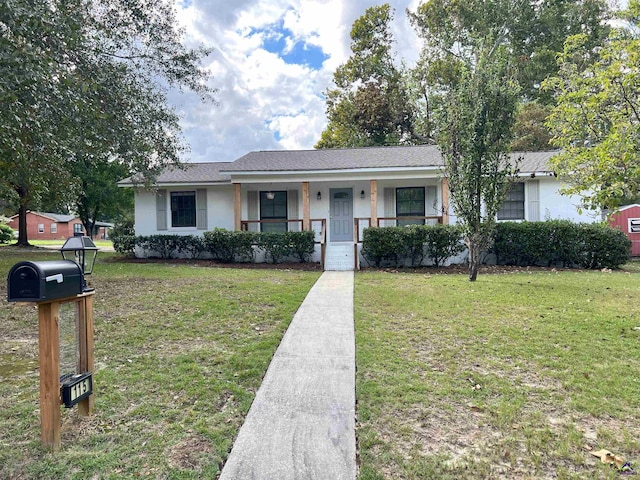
7,211,112,241
608,204,640,257
8,212,85,240
119,144,598,270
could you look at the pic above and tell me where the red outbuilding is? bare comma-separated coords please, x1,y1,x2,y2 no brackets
608,204,640,257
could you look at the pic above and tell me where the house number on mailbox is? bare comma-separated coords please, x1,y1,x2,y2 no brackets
61,373,93,408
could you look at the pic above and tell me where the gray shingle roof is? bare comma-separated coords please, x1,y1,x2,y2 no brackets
222,145,559,174
222,145,445,172
33,212,77,223
119,162,233,185
119,146,559,185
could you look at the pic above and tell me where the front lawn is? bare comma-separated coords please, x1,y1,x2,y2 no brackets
0,249,320,478
355,266,640,479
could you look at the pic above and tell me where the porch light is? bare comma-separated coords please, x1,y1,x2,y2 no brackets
360,190,366,199
60,236,99,292
317,191,322,201
266,191,275,200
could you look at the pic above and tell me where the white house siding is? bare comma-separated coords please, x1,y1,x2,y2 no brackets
538,178,598,223
134,185,235,237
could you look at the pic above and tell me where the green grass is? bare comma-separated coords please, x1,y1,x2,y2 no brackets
0,249,320,478
355,266,640,479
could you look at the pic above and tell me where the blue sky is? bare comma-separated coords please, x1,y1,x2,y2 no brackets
172,0,421,163
254,20,329,70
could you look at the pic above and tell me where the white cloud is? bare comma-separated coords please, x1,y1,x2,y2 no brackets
171,0,420,163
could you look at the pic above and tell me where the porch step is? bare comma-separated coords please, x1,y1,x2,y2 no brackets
324,243,355,271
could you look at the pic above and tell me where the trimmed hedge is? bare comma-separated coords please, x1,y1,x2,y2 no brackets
362,224,465,268
133,229,317,264
491,221,631,269
203,229,255,263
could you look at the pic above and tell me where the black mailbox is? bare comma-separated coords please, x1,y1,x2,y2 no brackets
7,260,83,303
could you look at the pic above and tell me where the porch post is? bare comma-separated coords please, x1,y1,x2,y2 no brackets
441,178,450,225
370,180,378,227
302,182,310,231
233,183,242,231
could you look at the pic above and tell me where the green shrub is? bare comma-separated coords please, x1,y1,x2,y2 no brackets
578,223,631,269
424,224,465,267
135,235,182,259
362,225,465,268
0,223,14,244
285,231,316,262
110,219,135,255
402,225,429,267
361,227,404,267
257,232,291,264
203,228,255,263
174,235,206,259
491,221,631,269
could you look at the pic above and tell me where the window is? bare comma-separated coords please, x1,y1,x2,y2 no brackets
396,187,425,226
50,223,57,234
74,223,83,234
38,224,44,233
629,218,640,233
497,183,525,220
170,191,196,227
260,191,287,232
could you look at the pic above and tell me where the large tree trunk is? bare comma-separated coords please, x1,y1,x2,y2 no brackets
467,238,480,282
16,187,30,246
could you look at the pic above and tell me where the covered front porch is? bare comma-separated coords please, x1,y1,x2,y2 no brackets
230,179,450,270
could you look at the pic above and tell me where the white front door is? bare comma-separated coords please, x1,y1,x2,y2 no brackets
330,188,353,242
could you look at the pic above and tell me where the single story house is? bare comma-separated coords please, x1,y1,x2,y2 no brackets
608,204,640,257
119,144,598,270
7,211,112,241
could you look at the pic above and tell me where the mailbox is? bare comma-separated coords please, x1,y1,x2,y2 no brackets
7,260,83,303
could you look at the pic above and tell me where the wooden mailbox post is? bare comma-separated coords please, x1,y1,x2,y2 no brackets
38,293,95,450
8,245,98,452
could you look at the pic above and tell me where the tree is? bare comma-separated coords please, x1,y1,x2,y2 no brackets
0,0,214,245
408,0,609,154
409,0,609,103
510,102,553,151
438,50,520,281
316,4,424,148
543,1,640,211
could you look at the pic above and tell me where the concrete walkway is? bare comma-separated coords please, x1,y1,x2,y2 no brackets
220,271,356,480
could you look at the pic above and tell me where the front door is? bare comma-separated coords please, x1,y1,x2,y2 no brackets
330,188,353,242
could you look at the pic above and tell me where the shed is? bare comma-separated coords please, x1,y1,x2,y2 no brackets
609,204,640,257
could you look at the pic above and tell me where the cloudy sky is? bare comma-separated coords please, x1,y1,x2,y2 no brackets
171,0,422,163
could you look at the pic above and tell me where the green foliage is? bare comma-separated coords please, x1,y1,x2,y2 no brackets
316,4,423,148
402,225,430,267
0,0,214,245
361,225,464,268
257,233,289,264
424,224,465,267
543,22,640,210
284,231,316,263
110,218,135,256
438,50,521,280
135,235,183,259
174,235,206,260
409,0,609,103
491,221,631,269
0,223,14,244
579,223,632,269
510,102,553,151
203,229,255,263
361,227,404,267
